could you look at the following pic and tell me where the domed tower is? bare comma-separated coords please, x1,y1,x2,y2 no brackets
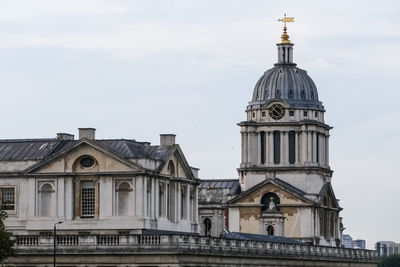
239,23,330,191
228,19,342,246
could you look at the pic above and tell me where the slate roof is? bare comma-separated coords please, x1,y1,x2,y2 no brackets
224,232,303,245
199,179,241,196
0,138,172,162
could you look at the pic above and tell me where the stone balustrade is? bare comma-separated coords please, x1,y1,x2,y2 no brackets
14,234,378,262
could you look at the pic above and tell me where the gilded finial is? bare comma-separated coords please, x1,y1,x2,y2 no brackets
277,14,294,44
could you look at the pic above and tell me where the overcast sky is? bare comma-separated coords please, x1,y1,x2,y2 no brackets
1,0,399,249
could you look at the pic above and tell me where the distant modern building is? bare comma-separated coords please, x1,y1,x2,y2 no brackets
376,241,400,256
343,234,366,249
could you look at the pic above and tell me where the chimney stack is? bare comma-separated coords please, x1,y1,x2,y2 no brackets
56,133,75,140
160,134,176,146
79,128,96,140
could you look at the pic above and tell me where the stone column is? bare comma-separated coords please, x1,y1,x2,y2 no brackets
155,180,159,218
257,132,262,165
325,134,330,166
177,182,181,222
301,130,307,164
313,132,318,164
295,131,299,164
307,131,312,163
243,132,248,164
143,177,148,218
186,185,190,221
320,134,325,166
135,177,143,217
241,132,245,164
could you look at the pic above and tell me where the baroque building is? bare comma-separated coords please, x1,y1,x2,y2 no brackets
199,24,342,247
0,128,199,235
0,21,379,267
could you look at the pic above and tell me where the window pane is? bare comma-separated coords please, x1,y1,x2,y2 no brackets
81,182,95,217
1,188,15,211
289,131,295,164
273,131,280,164
260,131,266,164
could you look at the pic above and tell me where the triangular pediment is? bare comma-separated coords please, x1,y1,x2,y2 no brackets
158,145,195,180
318,182,340,209
25,139,143,174
227,178,313,206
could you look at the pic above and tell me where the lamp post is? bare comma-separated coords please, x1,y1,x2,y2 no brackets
53,221,63,267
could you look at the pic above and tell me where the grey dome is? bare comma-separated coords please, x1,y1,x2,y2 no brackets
252,64,323,110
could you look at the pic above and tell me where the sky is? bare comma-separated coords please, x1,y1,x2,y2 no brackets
0,0,399,249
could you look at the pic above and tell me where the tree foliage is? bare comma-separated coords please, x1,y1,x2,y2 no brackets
0,209,14,263
379,254,400,267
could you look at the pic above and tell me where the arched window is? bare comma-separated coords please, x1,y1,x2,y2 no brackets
39,183,55,217
116,181,132,216
261,192,280,212
204,218,212,236
167,160,175,176
267,225,274,236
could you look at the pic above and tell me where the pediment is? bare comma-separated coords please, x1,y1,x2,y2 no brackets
228,178,313,206
25,139,142,174
318,182,340,209
158,145,194,180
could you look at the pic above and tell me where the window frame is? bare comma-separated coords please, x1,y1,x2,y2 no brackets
0,186,17,215
74,177,99,219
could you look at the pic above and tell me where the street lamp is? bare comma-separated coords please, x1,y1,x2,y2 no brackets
53,221,63,267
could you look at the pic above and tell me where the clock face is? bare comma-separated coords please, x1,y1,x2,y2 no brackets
269,103,285,120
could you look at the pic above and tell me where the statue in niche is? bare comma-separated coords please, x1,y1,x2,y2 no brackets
268,197,276,210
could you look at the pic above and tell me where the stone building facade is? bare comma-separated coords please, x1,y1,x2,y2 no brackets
0,128,199,236
199,25,342,247
0,23,379,266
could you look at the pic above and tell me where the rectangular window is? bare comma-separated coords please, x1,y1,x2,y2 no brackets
261,111,266,117
260,131,266,164
81,181,95,218
273,131,280,164
288,131,296,164
289,110,295,116
303,111,308,117
0,187,15,211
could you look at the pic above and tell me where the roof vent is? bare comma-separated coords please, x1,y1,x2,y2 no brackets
160,134,176,146
79,128,96,140
56,133,74,140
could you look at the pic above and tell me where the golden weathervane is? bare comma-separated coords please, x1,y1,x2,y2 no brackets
277,14,294,44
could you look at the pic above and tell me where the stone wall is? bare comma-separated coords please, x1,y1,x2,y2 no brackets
7,234,379,266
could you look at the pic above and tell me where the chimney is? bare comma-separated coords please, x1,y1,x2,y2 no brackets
79,128,96,140
160,134,176,146
56,133,75,140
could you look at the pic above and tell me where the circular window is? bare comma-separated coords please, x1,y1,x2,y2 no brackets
80,156,95,168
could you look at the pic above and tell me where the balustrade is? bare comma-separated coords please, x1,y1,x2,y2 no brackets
13,234,378,262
